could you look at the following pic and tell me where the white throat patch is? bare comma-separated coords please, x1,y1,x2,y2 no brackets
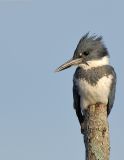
79,56,109,70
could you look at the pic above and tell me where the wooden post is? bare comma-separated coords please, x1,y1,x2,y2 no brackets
83,103,110,160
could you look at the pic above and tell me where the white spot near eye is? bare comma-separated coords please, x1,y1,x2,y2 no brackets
79,53,82,56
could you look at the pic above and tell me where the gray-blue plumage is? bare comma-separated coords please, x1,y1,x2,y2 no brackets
107,68,116,115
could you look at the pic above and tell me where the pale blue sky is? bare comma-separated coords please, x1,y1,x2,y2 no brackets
0,0,123,160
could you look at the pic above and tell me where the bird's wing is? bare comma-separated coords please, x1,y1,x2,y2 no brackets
107,67,117,115
73,80,84,124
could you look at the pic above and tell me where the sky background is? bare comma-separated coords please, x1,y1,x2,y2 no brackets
0,0,123,160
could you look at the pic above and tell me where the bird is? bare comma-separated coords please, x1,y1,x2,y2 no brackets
55,33,116,134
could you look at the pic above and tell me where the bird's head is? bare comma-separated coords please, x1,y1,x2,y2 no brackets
55,33,109,72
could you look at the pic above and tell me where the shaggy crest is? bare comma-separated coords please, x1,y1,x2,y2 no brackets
80,32,102,42
73,32,109,60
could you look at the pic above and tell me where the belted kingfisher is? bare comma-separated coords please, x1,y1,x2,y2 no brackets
55,33,116,133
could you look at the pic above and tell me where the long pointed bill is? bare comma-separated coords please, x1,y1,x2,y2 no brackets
55,58,83,72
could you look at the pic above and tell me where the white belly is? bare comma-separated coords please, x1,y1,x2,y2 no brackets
75,75,113,110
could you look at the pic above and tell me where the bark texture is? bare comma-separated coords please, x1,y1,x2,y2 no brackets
83,103,110,160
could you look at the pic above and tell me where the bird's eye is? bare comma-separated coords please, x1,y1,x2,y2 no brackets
83,51,89,56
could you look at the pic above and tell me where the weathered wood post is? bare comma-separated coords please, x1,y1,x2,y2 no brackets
83,103,110,160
